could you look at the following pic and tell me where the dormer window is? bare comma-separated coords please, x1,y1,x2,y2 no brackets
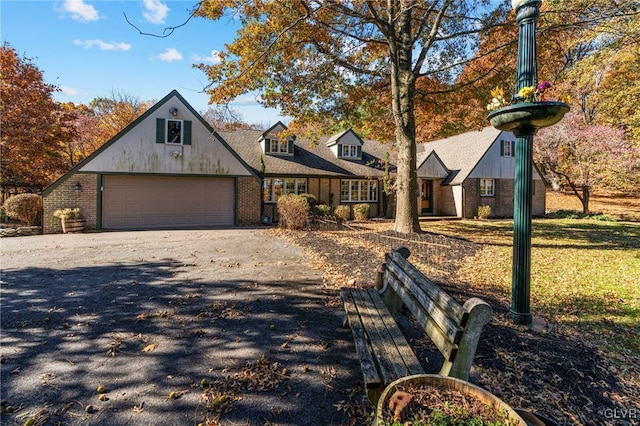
268,138,290,154
327,129,364,160
341,145,358,159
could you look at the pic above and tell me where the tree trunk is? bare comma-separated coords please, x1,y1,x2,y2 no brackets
390,2,421,234
581,185,590,215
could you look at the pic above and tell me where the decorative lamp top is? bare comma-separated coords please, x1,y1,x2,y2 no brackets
512,0,527,9
512,0,541,10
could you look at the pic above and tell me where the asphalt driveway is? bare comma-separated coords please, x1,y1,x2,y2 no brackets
1,229,363,425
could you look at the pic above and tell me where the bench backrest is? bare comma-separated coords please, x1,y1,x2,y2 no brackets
379,247,492,381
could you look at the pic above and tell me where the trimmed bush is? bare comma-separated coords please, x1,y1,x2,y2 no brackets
477,205,491,219
334,205,351,221
277,194,310,230
53,207,83,220
314,204,331,216
2,193,42,226
353,203,370,221
298,193,317,209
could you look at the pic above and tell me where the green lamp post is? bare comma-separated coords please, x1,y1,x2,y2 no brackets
487,0,569,324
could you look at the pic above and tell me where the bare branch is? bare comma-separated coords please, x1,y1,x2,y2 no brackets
123,4,201,38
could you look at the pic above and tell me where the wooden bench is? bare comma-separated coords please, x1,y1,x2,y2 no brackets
341,246,493,404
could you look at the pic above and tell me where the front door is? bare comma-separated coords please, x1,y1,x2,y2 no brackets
421,180,433,214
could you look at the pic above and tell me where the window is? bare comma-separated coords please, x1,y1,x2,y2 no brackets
340,180,377,202
167,120,182,144
263,178,307,202
156,118,192,145
480,178,495,197
268,138,290,154
342,145,358,158
502,139,514,157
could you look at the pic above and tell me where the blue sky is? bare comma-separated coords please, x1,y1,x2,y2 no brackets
1,0,286,126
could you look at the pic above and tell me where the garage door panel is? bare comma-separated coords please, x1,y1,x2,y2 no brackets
103,175,234,229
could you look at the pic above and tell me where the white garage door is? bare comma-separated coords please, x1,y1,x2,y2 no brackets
102,175,235,229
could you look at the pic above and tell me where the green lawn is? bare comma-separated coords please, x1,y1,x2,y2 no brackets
423,219,640,354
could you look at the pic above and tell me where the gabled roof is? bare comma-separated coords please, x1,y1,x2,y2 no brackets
43,90,258,195
220,129,396,178
259,121,290,140
326,129,364,147
417,127,503,185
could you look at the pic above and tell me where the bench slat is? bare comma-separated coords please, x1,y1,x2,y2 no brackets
384,270,458,361
340,289,383,390
389,251,467,321
349,289,405,384
365,289,425,377
387,253,464,343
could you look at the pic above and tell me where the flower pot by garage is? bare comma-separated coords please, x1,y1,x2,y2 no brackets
487,101,569,134
62,218,86,233
375,374,527,425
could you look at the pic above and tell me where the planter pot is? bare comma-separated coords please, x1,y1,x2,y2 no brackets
487,101,569,134
375,374,527,425
62,219,86,233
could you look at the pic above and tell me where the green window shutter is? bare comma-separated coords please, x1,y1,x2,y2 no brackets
357,145,362,159
156,118,165,143
183,120,192,145
265,138,271,153
500,140,504,156
288,139,294,154
337,144,343,158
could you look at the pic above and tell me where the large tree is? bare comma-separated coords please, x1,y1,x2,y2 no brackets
0,43,73,191
194,0,510,233
536,111,639,213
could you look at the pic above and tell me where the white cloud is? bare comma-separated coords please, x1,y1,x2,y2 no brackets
192,50,222,64
59,85,80,96
62,0,99,22
73,39,132,51
142,0,169,24
157,48,183,62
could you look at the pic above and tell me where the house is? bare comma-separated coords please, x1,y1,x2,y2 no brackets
42,90,262,233
416,127,546,218
42,90,545,233
219,123,394,223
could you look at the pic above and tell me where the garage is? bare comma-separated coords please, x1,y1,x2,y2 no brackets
102,175,235,229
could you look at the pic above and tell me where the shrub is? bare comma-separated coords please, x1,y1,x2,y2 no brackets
277,194,310,230
477,205,491,219
298,193,317,209
334,205,351,221
314,204,331,216
53,207,83,220
2,193,42,225
353,203,370,221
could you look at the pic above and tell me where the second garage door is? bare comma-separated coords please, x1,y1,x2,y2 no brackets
102,175,235,229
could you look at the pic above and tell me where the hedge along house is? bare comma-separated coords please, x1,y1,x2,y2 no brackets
416,126,546,219
42,90,261,233
220,123,396,223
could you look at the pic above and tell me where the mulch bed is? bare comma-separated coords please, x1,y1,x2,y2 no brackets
275,228,640,426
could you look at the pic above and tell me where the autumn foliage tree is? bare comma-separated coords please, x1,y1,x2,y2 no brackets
1,43,74,192
194,1,509,233
536,111,639,213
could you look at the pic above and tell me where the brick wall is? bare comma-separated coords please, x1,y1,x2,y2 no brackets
466,178,546,218
237,177,262,225
43,173,98,234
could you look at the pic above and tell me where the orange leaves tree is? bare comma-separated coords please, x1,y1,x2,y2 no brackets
1,43,74,191
194,1,508,233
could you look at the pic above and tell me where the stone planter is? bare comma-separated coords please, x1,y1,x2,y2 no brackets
488,101,569,134
62,219,86,233
375,374,527,425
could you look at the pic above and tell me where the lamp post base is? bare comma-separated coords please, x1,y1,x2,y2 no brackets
509,309,533,325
